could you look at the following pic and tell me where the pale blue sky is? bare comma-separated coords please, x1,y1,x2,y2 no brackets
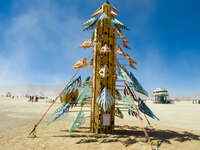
0,0,200,97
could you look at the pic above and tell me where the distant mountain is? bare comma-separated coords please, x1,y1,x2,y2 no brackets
0,85,64,97
0,85,197,100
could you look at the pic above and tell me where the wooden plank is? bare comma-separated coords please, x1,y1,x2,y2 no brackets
113,27,117,131
94,24,101,133
90,2,117,134
91,27,97,132
108,26,113,131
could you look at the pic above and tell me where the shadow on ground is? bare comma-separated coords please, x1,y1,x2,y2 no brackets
53,125,200,147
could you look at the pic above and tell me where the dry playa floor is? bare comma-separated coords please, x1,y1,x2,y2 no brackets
0,97,200,150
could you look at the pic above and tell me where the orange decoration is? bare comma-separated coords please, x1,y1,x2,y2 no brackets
72,58,87,70
121,43,131,50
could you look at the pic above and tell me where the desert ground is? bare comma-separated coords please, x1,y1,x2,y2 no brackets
0,97,200,150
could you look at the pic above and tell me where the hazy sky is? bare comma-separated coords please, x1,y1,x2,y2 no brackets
0,0,200,97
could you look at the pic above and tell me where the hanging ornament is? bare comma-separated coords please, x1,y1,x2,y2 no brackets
128,107,143,120
76,85,92,103
48,104,71,125
129,63,137,70
53,101,67,115
117,45,126,56
121,43,131,50
111,10,117,16
96,88,114,112
82,17,97,27
138,98,159,120
79,39,93,48
59,76,81,98
60,89,79,104
72,58,87,70
92,6,103,17
116,29,130,43
83,19,98,31
111,6,120,13
99,13,109,20
129,72,148,96
69,110,86,132
115,108,124,119
117,67,132,83
125,53,137,64
99,65,109,78
111,18,124,26
100,44,111,54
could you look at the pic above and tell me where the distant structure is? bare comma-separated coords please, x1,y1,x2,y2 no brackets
193,99,200,104
6,92,12,98
153,88,170,104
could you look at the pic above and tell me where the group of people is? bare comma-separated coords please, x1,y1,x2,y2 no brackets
29,96,39,102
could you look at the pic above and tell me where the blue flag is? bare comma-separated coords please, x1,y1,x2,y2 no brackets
48,104,71,125
129,72,148,96
138,98,159,120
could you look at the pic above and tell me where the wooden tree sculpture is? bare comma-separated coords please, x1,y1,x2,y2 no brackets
29,1,160,149
90,1,116,133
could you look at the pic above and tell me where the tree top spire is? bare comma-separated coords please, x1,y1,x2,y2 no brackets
105,0,110,4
